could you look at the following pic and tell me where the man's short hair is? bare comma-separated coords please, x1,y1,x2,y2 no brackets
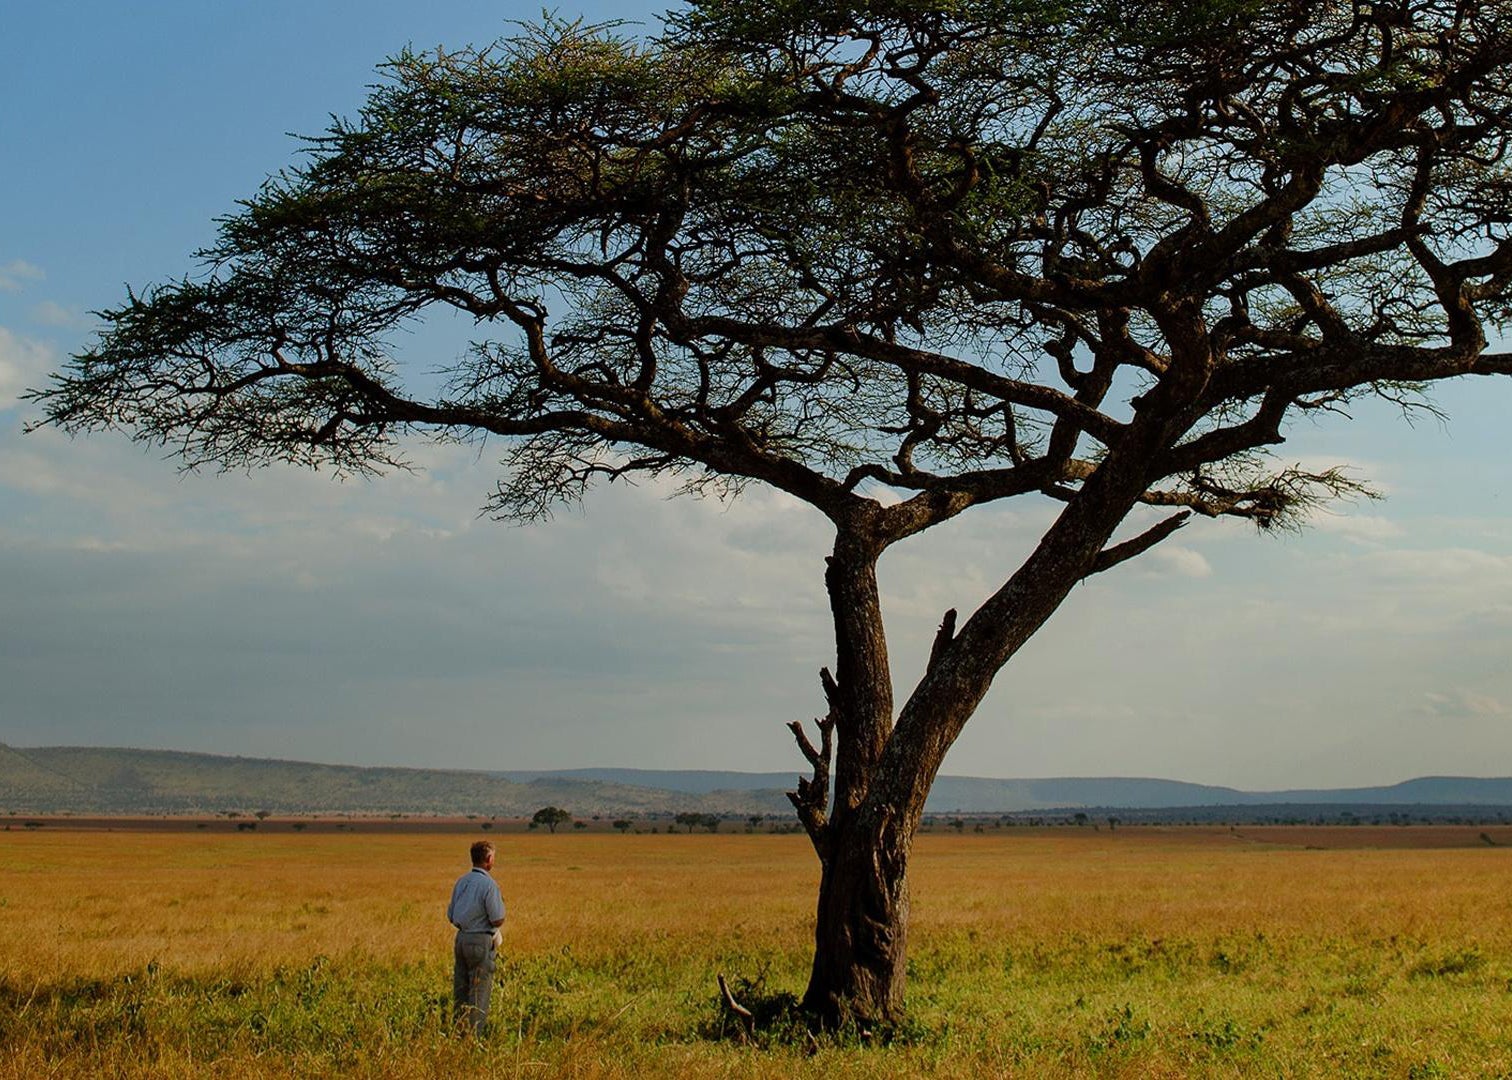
470,840,495,867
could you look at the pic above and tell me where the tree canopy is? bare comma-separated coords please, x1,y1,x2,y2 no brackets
531,805,573,833
36,0,1512,536
31,0,1512,1025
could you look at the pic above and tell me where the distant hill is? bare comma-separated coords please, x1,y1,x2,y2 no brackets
4,745,1512,816
1257,777,1512,805
0,743,88,798
0,745,789,816
501,768,1512,812
496,769,1257,810
926,775,1253,812
938,774,1512,811
498,767,799,794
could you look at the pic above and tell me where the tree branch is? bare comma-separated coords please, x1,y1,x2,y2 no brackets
1086,512,1191,577
926,609,957,672
786,711,835,862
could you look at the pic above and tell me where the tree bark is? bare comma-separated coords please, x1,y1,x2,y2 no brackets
797,526,913,1027
823,530,893,820
802,800,913,1027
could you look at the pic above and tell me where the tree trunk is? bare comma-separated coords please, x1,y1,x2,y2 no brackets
791,308,1218,1029
801,802,912,1027
796,525,912,1028
796,460,1168,1027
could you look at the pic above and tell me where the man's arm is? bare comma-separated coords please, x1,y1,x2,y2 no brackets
487,882,505,928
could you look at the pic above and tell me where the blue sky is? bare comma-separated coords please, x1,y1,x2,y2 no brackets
3,3,1511,789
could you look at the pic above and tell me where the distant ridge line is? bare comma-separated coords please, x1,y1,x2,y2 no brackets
2,745,1510,815
494,766,1512,809
0,743,88,789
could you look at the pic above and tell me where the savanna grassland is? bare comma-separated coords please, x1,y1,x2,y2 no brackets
2,826,1511,1078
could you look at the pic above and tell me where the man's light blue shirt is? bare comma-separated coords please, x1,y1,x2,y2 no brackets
447,867,505,933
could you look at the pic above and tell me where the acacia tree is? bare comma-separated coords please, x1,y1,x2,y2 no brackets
30,0,1512,1026
531,805,573,833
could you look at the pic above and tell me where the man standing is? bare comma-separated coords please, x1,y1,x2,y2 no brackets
447,839,505,1035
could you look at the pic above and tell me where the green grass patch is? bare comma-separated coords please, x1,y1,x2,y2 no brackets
5,931,1512,1078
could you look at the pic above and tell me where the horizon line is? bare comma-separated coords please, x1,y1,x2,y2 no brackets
5,742,1503,793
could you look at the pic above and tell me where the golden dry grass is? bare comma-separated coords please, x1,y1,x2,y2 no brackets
2,826,1511,1077
0,829,817,977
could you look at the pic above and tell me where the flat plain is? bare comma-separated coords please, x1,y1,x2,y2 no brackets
2,825,1511,1077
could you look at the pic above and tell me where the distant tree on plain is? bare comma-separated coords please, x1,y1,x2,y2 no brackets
674,812,722,833
532,806,572,834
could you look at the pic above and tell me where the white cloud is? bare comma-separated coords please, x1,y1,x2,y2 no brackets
29,300,92,329
1355,546,1512,586
1310,511,1405,544
0,427,490,550
0,325,56,409
1140,545,1214,579
0,259,44,292
0,428,180,510
6,371,1512,784
1287,454,1395,496
1420,689,1510,719
1222,544,1512,642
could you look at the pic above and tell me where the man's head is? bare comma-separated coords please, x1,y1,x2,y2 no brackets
470,839,495,870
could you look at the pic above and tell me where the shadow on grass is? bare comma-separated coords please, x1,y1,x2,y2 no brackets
700,969,943,1054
